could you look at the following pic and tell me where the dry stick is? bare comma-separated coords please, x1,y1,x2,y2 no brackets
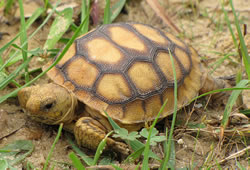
86,164,160,170
184,100,196,127
146,0,181,34
183,125,250,137
213,146,250,166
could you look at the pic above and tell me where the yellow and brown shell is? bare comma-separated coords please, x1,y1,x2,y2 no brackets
46,22,203,127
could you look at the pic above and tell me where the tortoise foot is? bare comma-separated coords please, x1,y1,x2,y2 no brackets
74,117,129,155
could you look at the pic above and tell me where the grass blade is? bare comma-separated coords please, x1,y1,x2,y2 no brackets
167,140,175,169
80,0,90,34
0,5,43,89
208,52,236,74
110,0,126,22
0,36,18,65
104,111,161,161
44,0,49,10
236,161,246,170
142,99,168,170
0,160,8,169
0,56,32,90
0,2,58,73
0,7,44,62
160,128,168,170
43,123,63,170
164,49,178,167
4,0,14,15
18,0,29,82
69,152,86,170
220,1,238,49
221,80,249,128
0,1,88,104
0,140,34,166
66,134,94,166
190,87,250,103
103,0,111,24
228,0,250,79
44,8,73,50
124,146,145,163
92,131,113,165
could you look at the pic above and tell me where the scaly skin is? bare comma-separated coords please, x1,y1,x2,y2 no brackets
18,83,129,155
75,117,128,153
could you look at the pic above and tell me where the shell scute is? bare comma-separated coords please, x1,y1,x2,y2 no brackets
155,51,183,83
174,47,191,72
127,61,161,95
107,26,147,52
86,38,123,64
66,56,99,88
57,43,77,67
132,23,169,46
96,73,132,103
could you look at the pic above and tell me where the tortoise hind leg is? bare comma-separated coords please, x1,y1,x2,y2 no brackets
200,74,229,102
74,117,129,155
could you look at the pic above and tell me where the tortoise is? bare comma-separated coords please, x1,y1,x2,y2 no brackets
18,22,226,154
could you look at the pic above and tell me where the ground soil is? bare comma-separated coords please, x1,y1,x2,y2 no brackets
0,0,249,169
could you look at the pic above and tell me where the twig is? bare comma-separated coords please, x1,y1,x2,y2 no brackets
214,146,250,165
86,164,160,170
146,0,181,34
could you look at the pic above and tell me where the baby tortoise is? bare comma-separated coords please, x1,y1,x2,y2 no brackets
18,22,226,154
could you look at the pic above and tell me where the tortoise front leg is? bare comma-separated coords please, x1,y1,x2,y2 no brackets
74,117,129,155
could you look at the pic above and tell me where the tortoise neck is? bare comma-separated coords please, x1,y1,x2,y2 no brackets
53,83,78,124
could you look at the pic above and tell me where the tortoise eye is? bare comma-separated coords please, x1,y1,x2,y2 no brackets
42,100,56,112
45,103,53,109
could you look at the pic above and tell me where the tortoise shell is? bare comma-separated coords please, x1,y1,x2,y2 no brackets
45,22,203,126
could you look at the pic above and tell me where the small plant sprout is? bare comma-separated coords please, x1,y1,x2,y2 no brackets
113,128,140,142
140,128,166,146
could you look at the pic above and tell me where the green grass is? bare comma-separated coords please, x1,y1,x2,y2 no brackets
18,0,29,82
43,123,63,170
80,0,90,34
0,7,44,90
163,49,178,169
69,151,85,170
0,3,57,99
228,0,250,79
0,140,34,169
142,98,169,170
207,51,237,75
103,0,111,24
3,0,14,16
43,8,73,50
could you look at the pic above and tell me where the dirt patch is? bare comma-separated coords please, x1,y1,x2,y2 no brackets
0,0,249,169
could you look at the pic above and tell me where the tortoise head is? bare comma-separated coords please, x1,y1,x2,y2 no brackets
18,83,77,125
